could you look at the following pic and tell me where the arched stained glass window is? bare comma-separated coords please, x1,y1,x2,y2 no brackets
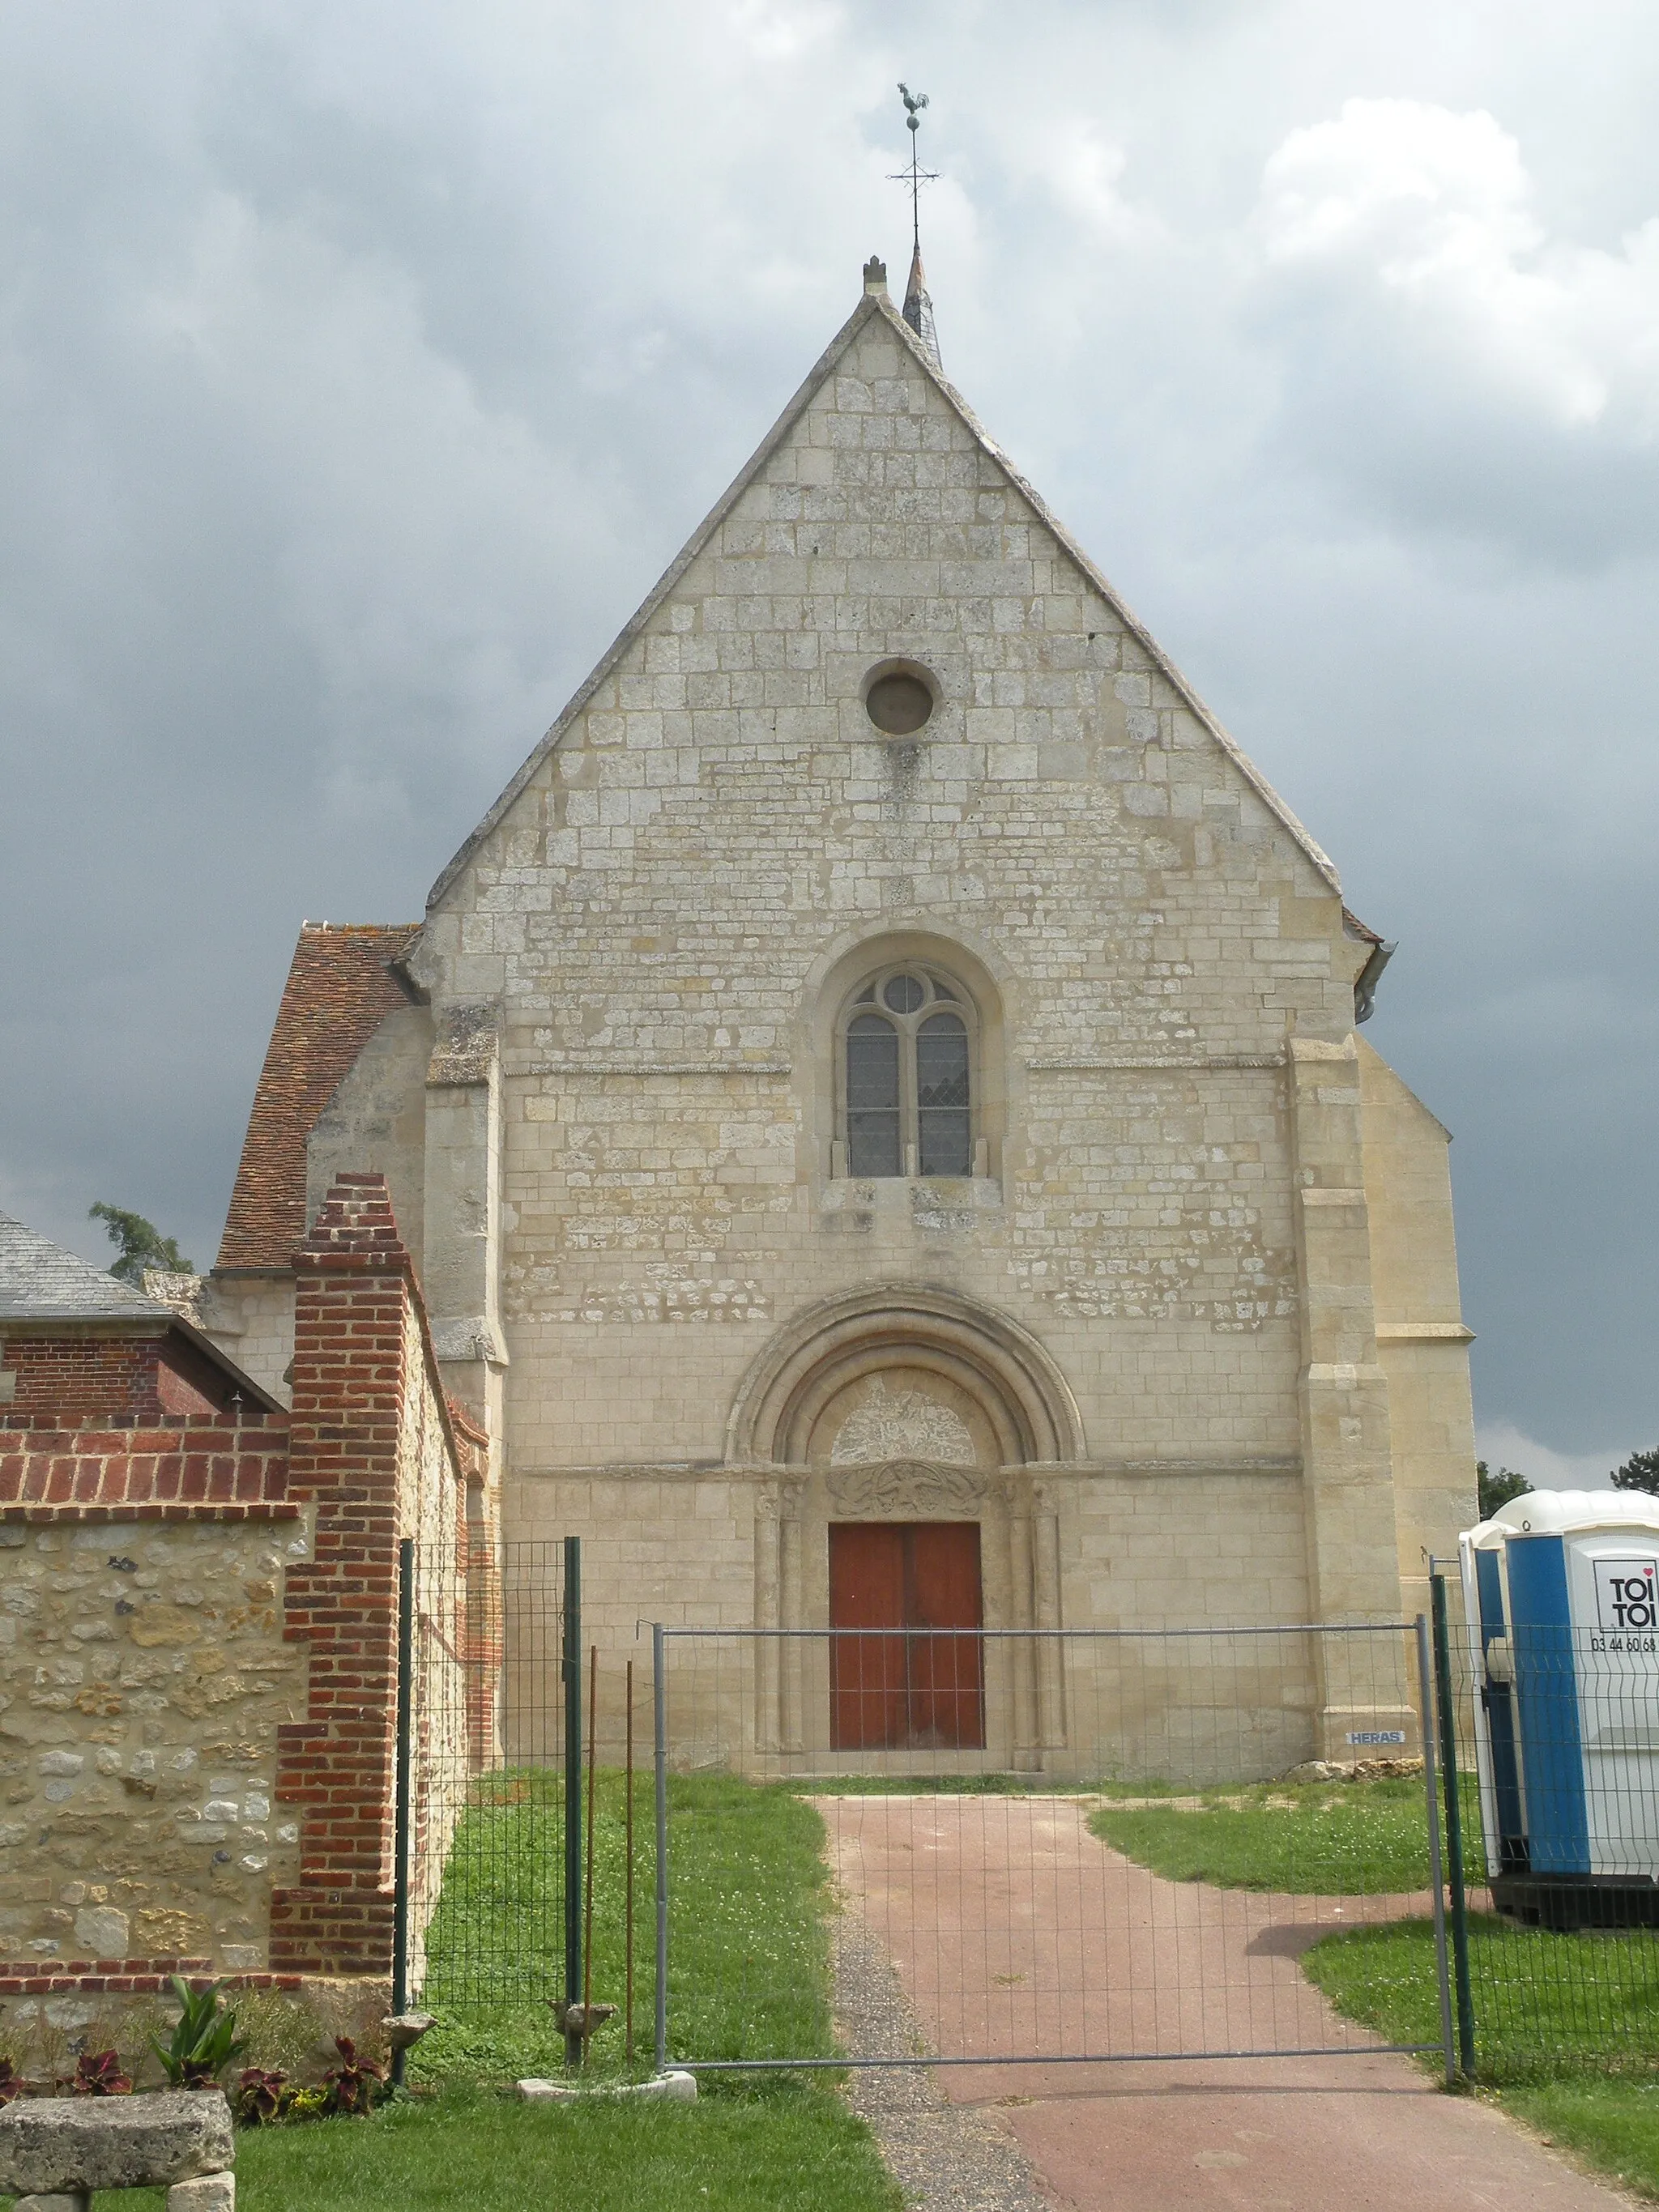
846,1013,902,1178
916,1012,970,1175
838,967,975,1178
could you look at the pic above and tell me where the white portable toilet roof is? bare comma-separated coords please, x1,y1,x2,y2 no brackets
1464,1489,1659,1550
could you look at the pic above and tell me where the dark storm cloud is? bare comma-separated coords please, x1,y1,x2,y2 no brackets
2,0,1657,1473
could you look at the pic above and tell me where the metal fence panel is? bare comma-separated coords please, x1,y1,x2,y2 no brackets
1431,1573,1659,2080
655,1622,1452,2074
405,1538,574,2016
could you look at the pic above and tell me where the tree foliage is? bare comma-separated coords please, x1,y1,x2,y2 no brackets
1612,1449,1659,1498
1478,1460,1532,1519
88,1201,194,1285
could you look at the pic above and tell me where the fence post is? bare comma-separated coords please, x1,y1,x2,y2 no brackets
390,1536,414,2089
563,1536,583,2071
1431,1567,1478,2077
1414,1613,1458,2087
654,1622,668,2074
625,1656,635,2069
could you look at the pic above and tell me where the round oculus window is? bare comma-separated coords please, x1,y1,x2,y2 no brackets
865,671,935,736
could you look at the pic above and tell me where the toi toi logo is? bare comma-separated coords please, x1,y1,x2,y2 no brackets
1594,1558,1658,1633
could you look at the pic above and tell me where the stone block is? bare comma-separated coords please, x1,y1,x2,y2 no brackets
0,2092,234,2195
168,2173,236,2211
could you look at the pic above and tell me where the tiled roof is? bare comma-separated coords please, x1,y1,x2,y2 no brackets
0,1213,164,1319
216,923,421,1271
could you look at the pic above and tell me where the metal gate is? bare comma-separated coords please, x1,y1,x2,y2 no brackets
652,1620,1455,2079
1429,1565,1659,2082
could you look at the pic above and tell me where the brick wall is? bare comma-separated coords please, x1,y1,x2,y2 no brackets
0,1174,484,2024
268,1172,480,1981
0,1333,227,1423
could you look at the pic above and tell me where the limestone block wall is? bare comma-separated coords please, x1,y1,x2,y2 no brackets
505,1461,1368,1783
1358,1038,1479,1613
194,1276,296,1409
493,1057,1310,1480
389,295,1457,1617
397,1292,476,1994
306,1001,433,1276
200,285,1477,1771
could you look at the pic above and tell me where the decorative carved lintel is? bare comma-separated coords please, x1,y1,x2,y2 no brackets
826,1458,988,1517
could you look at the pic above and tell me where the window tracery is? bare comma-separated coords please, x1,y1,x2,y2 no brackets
836,965,974,1177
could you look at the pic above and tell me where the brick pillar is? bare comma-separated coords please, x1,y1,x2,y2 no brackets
268,1172,412,1978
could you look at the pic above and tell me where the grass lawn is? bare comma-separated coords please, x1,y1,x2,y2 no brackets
1305,1916,1659,2201
1091,1771,1659,2201
1304,1914,1659,2082
45,2081,896,2212
416,1771,838,2081
1087,1775,1452,1894
4,1773,900,2212
1500,2079,1659,2201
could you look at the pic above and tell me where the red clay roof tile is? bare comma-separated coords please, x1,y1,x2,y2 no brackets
216,924,421,1271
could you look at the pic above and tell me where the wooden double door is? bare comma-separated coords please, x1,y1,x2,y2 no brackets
829,1521,985,1751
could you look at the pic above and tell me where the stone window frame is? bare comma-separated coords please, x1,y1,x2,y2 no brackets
799,925,1010,1191
833,961,979,1179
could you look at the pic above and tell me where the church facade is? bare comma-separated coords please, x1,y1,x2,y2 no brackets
201,259,1477,1773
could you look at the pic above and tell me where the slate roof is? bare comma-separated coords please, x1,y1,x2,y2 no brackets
217,923,421,1271
0,1213,164,1320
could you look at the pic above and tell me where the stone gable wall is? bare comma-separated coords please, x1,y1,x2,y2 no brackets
198,297,1473,1770
407,309,1360,1491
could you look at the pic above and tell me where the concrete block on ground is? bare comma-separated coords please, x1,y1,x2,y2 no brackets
517,2070,697,2103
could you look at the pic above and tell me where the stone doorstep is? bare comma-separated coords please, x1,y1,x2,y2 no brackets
0,2090,233,2196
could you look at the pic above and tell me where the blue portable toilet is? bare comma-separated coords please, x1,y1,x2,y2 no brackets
1461,1490,1659,1926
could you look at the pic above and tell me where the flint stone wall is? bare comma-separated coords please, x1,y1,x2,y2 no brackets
0,1519,309,1973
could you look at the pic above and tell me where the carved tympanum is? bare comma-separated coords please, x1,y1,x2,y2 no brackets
826,1458,987,1516
827,1378,977,1468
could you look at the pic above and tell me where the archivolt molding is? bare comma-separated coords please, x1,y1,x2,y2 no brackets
726,1282,1085,1468
794,915,1017,1021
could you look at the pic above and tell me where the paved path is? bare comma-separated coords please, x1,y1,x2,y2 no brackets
816,1796,1636,2211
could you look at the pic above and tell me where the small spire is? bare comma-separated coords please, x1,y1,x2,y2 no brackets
902,245,940,369
890,86,942,369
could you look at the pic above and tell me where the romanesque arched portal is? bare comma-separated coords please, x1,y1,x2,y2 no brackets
729,1285,1083,1766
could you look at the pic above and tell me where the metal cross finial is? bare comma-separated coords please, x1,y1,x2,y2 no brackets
892,83,938,257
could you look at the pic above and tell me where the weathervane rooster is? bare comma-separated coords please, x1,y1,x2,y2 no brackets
890,83,941,365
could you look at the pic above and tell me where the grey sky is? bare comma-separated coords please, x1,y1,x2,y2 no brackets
3,0,1656,1480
